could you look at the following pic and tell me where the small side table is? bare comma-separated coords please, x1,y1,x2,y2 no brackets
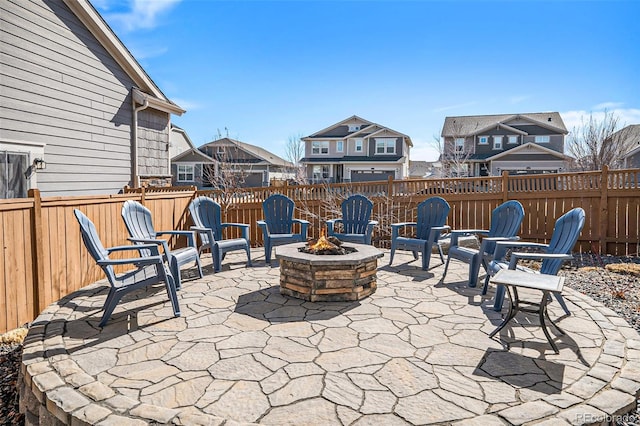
489,269,566,353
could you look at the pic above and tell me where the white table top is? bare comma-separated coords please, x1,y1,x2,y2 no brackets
492,269,564,293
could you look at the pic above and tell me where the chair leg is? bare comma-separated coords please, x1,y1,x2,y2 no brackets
170,256,182,291
245,243,252,267
388,245,396,266
421,248,430,271
493,284,506,311
442,256,451,279
195,255,203,278
99,289,122,327
265,242,272,264
437,244,445,265
481,274,491,295
163,270,181,317
468,256,480,288
213,245,222,273
554,293,571,316
412,250,419,260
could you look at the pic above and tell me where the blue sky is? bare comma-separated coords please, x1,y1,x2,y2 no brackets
93,0,640,161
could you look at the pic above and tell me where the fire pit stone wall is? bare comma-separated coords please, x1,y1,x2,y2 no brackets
275,243,384,302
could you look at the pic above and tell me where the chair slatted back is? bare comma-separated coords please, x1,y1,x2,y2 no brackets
189,196,222,244
341,194,373,234
74,209,116,282
262,194,295,234
485,200,525,254
122,200,156,240
416,197,450,240
541,208,586,275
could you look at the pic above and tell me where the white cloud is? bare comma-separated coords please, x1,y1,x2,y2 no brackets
432,101,478,113
561,107,640,134
592,101,624,111
103,0,181,32
171,98,202,112
410,138,440,162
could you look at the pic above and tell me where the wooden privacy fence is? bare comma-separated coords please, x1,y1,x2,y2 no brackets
1,167,638,333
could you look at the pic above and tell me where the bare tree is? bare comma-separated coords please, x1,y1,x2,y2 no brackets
566,110,634,171
434,119,473,177
284,133,307,184
200,142,253,214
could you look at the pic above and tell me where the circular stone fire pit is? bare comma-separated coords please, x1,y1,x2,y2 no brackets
275,242,384,302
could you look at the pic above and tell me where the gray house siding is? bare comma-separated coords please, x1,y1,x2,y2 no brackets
0,0,171,196
138,108,170,177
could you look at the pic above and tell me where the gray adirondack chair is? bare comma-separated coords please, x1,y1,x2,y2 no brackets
486,207,585,313
121,200,202,290
188,196,251,272
326,194,378,245
74,209,180,327
257,194,309,264
442,200,525,288
389,197,451,270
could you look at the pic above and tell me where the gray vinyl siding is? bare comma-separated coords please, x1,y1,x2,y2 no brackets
138,108,170,177
0,0,169,196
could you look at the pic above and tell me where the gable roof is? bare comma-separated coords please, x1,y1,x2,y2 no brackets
199,138,293,168
613,125,640,159
304,115,413,147
486,142,571,161
441,112,567,137
63,0,184,115
171,126,216,163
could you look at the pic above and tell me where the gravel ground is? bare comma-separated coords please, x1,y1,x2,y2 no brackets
0,254,638,425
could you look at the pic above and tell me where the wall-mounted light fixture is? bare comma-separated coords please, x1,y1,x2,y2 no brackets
33,158,46,170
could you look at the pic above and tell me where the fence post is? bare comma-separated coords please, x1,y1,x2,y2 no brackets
599,165,609,254
387,175,394,197
140,186,146,205
28,189,46,314
501,171,509,202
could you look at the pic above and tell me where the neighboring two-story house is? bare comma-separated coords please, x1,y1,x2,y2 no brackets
300,116,413,183
1,0,184,198
615,125,640,169
440,112,570,176
172,137,293,188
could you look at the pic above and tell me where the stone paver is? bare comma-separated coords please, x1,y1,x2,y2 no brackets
19,249,639,425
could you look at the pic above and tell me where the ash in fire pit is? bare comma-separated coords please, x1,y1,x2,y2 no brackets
299,227,357,255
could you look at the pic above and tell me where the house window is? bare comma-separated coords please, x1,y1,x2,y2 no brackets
177,164,194,181
478,136,489,145
0,151,28,199
508,135,518,144
312,141,329,155
455,138,465,152
493,136,503,150
354,139,363,153
312,165,329,179
535,135,550,143
348,125,360,132
336,141,344,152
375,138,396,154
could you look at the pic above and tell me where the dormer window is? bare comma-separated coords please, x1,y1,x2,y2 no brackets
348,124,360,132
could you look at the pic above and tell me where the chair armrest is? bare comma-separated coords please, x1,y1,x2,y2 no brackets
509,252,574,269
128,237,171,257
106,243,160,254
293,219,310,225
191,226,216,244
222,223,250,241
368,220,379,226
428,225,451,242
390,222,416,229
97,254,164,266
293,219,310,239
156,230,197,248
492,240,549,261
190,226,209,232
449,229,488,246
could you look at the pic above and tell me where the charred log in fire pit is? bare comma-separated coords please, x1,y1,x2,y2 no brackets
299,227,357,255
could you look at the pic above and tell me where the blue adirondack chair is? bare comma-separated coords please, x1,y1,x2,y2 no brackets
389,197,451,270
442,200,525,288
121,200,203,290
74,209,180,327
188,196,251,272
326,194,378,245
486,207,585,313
257,194,309,264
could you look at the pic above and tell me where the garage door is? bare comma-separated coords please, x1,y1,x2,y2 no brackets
242,172,264,188
351,170,394,182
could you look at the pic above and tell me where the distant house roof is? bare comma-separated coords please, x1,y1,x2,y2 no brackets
486,142,571,161
304,115,413,147
199,138,293,168
616,125,640,159
64,0,184,115
441,112,567,137
300,155,405,163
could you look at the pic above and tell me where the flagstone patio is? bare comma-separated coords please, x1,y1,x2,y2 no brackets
19,249,640,425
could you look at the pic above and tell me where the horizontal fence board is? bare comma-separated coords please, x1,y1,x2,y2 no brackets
0,168,638,333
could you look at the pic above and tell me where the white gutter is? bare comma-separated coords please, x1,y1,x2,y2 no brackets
132,92,149,188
